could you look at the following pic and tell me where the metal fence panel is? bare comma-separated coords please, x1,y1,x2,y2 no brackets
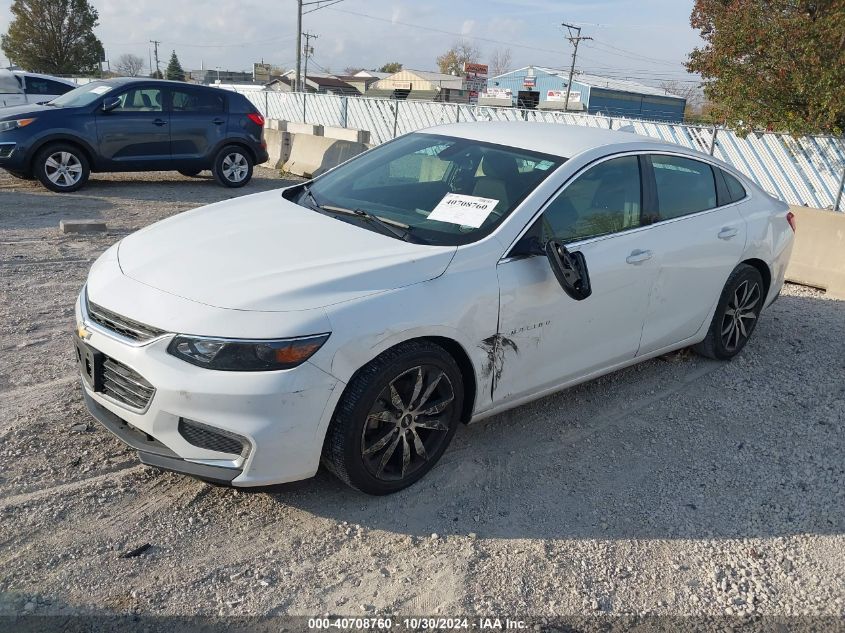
236,89,845,211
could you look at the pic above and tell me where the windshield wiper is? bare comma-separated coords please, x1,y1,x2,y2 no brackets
321,204,413,242
299,186,414,242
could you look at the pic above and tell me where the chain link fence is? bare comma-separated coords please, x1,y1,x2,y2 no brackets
240,89,845,211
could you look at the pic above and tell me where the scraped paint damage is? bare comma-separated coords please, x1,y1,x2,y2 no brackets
479,334,519,393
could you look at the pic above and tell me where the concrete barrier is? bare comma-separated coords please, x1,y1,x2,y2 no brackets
785,205,845,299
261,128,291,169
324,126,370,144
286,122,323,136
282,134,368,178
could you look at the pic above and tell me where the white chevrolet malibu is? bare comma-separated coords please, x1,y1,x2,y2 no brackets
75,122,795,494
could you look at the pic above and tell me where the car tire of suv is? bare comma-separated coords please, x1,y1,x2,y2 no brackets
694,264,765,361
322,340,464,495
212,145,253,188
33,143,90,193
178,169,202,177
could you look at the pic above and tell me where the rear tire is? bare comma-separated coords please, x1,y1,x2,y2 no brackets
33,143,90,193
178,169,202,177
212,145,253,188
694,264,765,360
322,341,464,495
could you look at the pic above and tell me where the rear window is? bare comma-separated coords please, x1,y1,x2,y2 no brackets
171,88,225,113
25,77,74,96
721,170,747,203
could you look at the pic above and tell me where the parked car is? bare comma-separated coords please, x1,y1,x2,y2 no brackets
0,77,268,191
0,70,76,108
74,122,794,494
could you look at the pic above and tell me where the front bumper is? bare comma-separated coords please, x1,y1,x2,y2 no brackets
0,141,26,170
75,292,343,487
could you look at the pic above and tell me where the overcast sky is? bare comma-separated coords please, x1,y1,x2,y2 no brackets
0,0,702,85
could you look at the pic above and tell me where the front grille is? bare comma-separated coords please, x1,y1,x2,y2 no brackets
178,418,249,457
87,299,165,342
102,356,155,410
0,144,14,158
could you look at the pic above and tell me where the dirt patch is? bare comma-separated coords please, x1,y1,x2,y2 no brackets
0,169,843,620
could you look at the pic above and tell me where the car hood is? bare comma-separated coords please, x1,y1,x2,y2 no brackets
117,189,457,312
0,103,56,118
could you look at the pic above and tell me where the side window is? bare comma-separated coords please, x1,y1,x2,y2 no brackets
171,89,225,113
25,77,69,95
541,155,641,242
112,87,163,112
651,155,717,219
721,169,747,203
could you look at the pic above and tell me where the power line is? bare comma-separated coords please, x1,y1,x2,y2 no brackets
295,0,346,92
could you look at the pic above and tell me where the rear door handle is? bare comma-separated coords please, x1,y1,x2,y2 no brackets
212,118,225,125
718,227,739,240
153,118,168,126
626,249,653,265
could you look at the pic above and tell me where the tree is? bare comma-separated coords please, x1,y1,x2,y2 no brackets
378,62,402,74
489,48,512,77
436,40,481,75
686,0,845,135
1,0,104,74
114,53,144,77
165,50,185,81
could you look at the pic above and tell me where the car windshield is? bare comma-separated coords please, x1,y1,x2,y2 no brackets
49,82,113,108
301,133,564,245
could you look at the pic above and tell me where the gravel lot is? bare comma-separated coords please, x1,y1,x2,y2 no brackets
0,168,843,627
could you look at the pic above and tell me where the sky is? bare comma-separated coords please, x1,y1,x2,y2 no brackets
0,0,703,86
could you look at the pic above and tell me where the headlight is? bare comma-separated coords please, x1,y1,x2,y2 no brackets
167,333,330,371
0,118,36,132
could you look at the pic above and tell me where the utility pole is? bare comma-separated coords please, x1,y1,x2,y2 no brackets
295,0,302,91
295,0,346,92
561,23,591,112
149,40,161,78
302,31,318,89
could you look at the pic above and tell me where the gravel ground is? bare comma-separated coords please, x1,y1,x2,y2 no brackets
0,168,843,628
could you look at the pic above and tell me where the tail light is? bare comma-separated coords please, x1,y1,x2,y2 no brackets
786,211,796,232
247,112,265,127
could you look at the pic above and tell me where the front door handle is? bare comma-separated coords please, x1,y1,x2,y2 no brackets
152,118,168,126
718,227,739,240
212,118,225,125
626,249,653,265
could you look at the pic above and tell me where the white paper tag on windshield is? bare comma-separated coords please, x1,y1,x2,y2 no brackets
90,85,112,95
427,193,499,228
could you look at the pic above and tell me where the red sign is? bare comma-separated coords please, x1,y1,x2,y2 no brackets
523,76,536,87
464,62,488,75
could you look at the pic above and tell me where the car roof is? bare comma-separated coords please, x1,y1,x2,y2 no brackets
12,71,77,86
94,77,228,91
420,121,672,159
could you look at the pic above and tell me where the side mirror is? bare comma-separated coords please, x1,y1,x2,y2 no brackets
101,97,121,112
545,240,592,301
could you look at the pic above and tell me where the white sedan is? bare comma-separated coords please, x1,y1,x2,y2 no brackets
75,122,795,494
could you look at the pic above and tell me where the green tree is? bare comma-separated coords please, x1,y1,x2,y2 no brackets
436,40,480,75
1,0,104,74
165,50,185,81
378,62,402,74
686,0,845,135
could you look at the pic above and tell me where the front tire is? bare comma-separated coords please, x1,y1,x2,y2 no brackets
33,143,90,193
322,341,464,495
694,264,765,360
212,145,253,188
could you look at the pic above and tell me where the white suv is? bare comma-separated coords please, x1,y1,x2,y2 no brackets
0,70,76,108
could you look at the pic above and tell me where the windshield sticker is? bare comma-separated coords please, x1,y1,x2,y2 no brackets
89,85,112,95
427,193,499,228
535,160,555,170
